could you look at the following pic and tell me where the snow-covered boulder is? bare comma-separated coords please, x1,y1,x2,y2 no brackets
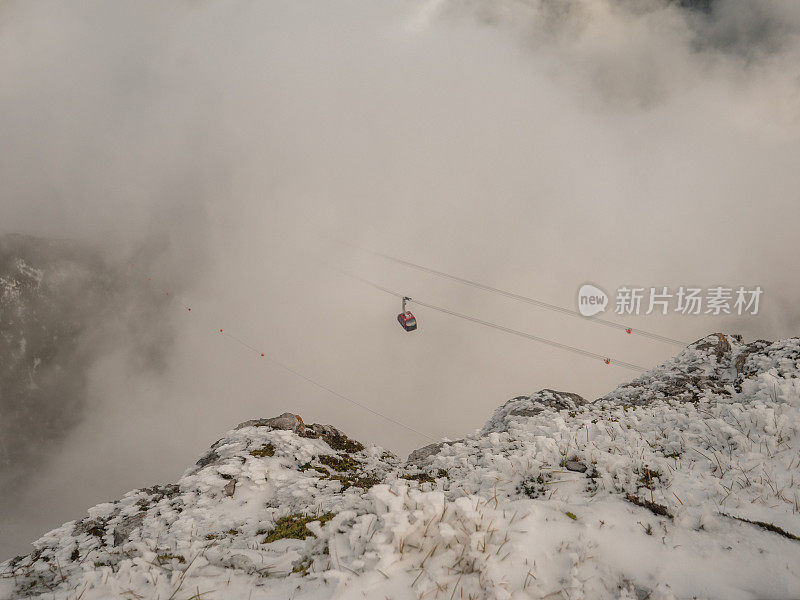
481,388,587,434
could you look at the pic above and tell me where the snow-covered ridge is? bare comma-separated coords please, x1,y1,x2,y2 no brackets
2,334,799,599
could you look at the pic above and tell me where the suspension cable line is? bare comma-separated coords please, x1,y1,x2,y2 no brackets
334,268,649,372
219,330,439,442
328,239,688,347
128,263,439,443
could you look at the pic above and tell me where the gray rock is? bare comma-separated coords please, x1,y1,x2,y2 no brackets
481,389,586,434
195,440,224,468
224,553,256,573
302,423,344,439
407,440,464,465
695,333,733,362
113,513,145,546
236,412,306,433
138,483,180,501
565,461,587,473
223,480,236,497
235,414,360,449
73,517,112,541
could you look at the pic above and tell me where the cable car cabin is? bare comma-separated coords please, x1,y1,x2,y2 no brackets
397,311,417,332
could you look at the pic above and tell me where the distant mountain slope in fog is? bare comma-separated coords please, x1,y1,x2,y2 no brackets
2,333,798,599
0,235,114,489
0,234,171,493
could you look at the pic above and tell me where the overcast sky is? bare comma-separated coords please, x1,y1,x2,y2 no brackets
1,0,799,559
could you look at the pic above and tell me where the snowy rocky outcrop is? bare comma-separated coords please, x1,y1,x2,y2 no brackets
2,333,799,599
480,389,587,435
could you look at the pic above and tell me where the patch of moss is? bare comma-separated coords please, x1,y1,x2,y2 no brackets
292,557,313,576
299,454,380,491
636,466,662,490
299,462,329,475
317,454,360,472
262,513,334,544
401,472,435,484
156,553,186,564
250,444,275,458
321,433,364,454
329,473,381,491
70,548,79,562
565,511,578,520
518,472,552,499
437,469,449,478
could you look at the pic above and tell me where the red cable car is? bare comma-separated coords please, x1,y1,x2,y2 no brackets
398,311,417,331
397,296,417,332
